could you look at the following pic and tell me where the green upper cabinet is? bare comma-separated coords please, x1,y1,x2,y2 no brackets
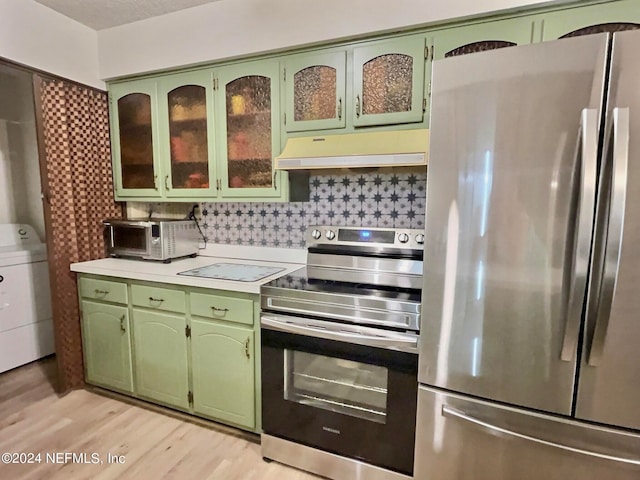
431,16,535,61
283,51,347,132
132,308,190,410
353,35,427,127
191,319,255,429
214,60,285,199
109,62,287,202
157,70,217,198
539,0,640,41
109,79,161,198
81,300,133,393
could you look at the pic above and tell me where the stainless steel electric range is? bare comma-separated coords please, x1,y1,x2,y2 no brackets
260,225,424,480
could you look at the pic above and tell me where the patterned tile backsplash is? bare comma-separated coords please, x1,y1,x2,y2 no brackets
128,170,427,248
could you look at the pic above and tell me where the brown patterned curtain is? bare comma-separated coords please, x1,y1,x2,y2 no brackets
34,76,123,394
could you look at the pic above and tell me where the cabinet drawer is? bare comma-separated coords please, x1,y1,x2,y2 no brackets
79,277,128,305
131,284,186,313
190,292,254,325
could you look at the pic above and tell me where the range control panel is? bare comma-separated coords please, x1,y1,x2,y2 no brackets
306,225,424,250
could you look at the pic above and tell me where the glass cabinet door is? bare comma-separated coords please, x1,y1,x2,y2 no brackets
158,71,217,198
284,51,347,132
539,0,640,41
352,35,427,127
431,17,535,60
110,79,161,197
216,60,282,198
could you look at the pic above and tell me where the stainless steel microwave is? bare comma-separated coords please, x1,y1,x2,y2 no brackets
103,218,199,262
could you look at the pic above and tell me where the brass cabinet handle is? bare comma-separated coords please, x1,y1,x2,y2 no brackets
244,337,251,359
355,94,361,118
164,175,170,190
94,289,109,296
120,315,126,333
273,172,278,191
149,296,165,303
337,97,342,120
211,306,229,313
154,175,158,191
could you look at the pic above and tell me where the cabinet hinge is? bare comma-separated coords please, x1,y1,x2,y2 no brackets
185,325,191,338
188,390,193,405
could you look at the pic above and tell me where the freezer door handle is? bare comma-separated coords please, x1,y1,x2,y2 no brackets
442,405,640,466
561,108,599,361
588,107,630,366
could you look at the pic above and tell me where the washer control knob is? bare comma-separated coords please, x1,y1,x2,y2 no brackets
311,229,322,240
398,233,409,244
415,233,425,245
18,229,27,236
326,230,336,240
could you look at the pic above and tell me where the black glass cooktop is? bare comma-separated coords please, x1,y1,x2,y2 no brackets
261,267,421,301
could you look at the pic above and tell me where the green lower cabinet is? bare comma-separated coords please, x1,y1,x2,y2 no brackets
132,308,190,410
191,319,255,429
81,300,133,393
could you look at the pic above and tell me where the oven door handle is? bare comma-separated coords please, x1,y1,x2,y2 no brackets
261,314,418,353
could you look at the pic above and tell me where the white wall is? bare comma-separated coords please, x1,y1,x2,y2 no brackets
0,0,103,89
98,0,569,80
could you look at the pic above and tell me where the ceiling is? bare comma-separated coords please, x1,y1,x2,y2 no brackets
33,0,224,30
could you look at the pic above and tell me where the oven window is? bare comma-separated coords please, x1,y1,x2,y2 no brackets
284,350,388,424
113,226,147,251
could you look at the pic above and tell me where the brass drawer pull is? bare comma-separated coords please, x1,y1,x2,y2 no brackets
211,306,230,313
245,337,251,359
149,297,165,303
94,289,109,295
120,315,126,333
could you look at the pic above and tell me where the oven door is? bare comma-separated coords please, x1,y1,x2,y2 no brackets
261,313,418,476
105,222,151,258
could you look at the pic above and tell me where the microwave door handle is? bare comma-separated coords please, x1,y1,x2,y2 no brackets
261,315,418,352
442,406,640,465
561,108,599,361
103,225,114,248
588,107,630,366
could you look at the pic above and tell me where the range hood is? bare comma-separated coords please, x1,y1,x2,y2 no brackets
275,129,428,170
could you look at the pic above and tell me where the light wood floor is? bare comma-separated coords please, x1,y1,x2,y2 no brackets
0,356,320,480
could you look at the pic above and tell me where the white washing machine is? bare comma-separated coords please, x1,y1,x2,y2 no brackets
0,224,55,373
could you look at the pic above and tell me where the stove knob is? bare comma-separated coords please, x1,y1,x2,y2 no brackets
326,230,336,240
415,233,425,245
311,229,322,240
398,233,409,244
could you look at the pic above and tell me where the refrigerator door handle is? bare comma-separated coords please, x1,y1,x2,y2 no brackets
588,107,630,366
561,108,599,362
442,405,640,466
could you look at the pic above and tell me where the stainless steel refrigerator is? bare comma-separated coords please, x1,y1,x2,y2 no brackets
415,30,640,479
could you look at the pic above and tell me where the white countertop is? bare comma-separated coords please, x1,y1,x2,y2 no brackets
70,245,306,294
